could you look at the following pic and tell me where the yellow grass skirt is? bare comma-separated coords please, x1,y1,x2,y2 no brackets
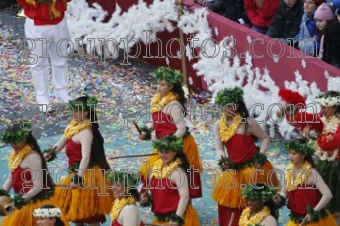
152,204,200,226
286,214,337,226
140,134,203,177
211,160,279,208
54,164,114,222
1,191,70,226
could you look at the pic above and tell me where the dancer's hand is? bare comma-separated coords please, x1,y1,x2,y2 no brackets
302,124,311,138
273,194,281,205
43,152,51,161
139,132,147,140
300,214,311,225
221,162,229,169
139,193,148,204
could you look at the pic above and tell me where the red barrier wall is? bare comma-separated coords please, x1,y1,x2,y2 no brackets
86,0,340,93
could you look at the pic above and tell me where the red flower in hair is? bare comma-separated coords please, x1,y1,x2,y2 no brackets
278,89,306,105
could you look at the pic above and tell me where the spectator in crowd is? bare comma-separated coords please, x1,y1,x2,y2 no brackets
244,0,280,34
266,0,304,44
314,3,340,67
206,0,252,26
293,0,323,56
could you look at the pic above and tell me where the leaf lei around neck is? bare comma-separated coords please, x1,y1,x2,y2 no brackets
219,113,242,143
239,206,271,226
150,92,179,113
8,144,32,172
285,161,312,192
151,158,182,179
110,196,135,220
64,120,92,139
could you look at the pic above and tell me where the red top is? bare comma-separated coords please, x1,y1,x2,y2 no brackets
17,0,70,25
11,167,34,194
244,0,280,28
287,185,321,216
223,134,257,164
150,178,180,215
152,112,177,139
317,124,340,160
65,139,93,167
111,220,144,226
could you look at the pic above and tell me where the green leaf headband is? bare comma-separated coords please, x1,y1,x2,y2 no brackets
107,171,140,187
152,135,184,152
68,95,99,111
242,184,276,202
153,67,183,86
215,87,244,107
1,120,32,144
283,140,315,156
315,93,340,107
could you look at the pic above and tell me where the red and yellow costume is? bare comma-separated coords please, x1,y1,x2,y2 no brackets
140,93,203,198
143,158,200,226
54,121,114,224
212,134,279,226
1,168,69,226
282,162,337,226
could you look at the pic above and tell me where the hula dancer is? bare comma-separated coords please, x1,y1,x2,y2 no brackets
274,138,337,226
211,86,280,226
239,183,279,226
139,135,200,226
108,171,144,226
139,67,203,198
301,91,340,224
0,121,69,226
45,95,114,226
33,204,65,226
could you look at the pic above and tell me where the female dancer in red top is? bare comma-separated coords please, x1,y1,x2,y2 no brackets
139,67,203,198
33,204,65,226
211,86,280,226
45,95,114,226
108,171,144,226
274,138,337,226
140,135,200,226
0,121,69,226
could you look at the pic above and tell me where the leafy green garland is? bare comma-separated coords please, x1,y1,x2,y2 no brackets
218,152,267,171
1,120,32,144
283,140,315,156
152,135,184,152
68,94,99,112
42,148,57,162
139,193,153,207
154,213,185,226
140,126,152,141
215,87,244,106
288,207,329,223
0,188,10,197
153,67,183,86
68,159,97,173
241,184,275,203
13,189,54,209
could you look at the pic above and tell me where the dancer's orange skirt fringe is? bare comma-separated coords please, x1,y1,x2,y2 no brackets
286,214,337,226
212,160,280,208
54,164,114,222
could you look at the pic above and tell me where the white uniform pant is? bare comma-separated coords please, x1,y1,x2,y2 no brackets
25,16,69,104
